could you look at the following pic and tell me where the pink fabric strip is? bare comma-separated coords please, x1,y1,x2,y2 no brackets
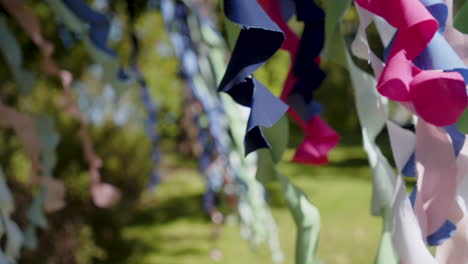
0,102,65,212
1,0,120,208
0,102,42,180
355,0,467,126
392,176,436,264
414,120,458,237
258,0,339,165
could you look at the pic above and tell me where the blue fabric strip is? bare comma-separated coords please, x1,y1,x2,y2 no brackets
219,0,288,155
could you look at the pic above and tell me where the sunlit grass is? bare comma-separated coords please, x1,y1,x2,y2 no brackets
119,146,382,264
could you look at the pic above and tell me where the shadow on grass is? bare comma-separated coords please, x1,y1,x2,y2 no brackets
96,192,209,264
132,192,206,226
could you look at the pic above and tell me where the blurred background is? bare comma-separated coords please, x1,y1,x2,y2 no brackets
0,0,400,263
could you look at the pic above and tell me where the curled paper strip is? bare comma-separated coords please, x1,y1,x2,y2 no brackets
190,1,284,258
327,0,396,219
353,1,460,247
326,0,398,262
391,176,435,264
0,102,42,180
353,0,468,260
0,14,35,95
0,168,23,263
387,120,468,263
259,0,339,165
161,0,231,206
409,0,467,242
256,117,321,264
354,0,467,127
365,0,467,247
45,0,130,92
127,1,161,189
35,116,66,213
219,0,288,155
0,102,48,249
1,0,121,208
161,1,286,259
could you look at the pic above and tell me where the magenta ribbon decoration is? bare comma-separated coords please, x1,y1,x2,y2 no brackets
355,0,468,127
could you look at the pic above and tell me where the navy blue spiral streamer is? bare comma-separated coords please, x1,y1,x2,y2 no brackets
62,0,114,56
61,0,129,81
160,0,235,210
287,0,326,121
127,1,161,189
219,0,288,155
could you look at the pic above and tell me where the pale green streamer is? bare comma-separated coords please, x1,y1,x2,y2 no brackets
256,118,321,264
24,116,62,249
324,0,397,263
218,2,322,263
0,168,24,264
186,3,284,260
45,0,131,93
0,14,36,95
0,13,59,252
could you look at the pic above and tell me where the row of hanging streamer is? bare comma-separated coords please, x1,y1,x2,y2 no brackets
334,0,468,262
189,2,285,261
0,5,67,252
159,1,251,260
0,168,22,263
158,0,286,261
323,0,398,262
221,1,321,263
45,0,131,93
159,0,231,214
126,0,162,189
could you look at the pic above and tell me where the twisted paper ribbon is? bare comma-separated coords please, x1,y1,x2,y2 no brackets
352,0,459,247
354,0,467,127
127,0,161,189
45,0,130,92
351,0,468,262
324,0,398,262
387,120,468,264
221,1,321,263
0,102,66,249
160,0,228,209
0,168,23,263
0,15,35,95
258,0,339,165
356,0,468,243
182,1,285,260
219,0,288,155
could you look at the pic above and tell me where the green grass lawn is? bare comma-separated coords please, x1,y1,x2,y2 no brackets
119,146,383,264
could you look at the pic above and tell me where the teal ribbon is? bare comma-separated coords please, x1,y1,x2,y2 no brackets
24,116,61,250
0,14,36,95
45,0,131,93
0,168,23,263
